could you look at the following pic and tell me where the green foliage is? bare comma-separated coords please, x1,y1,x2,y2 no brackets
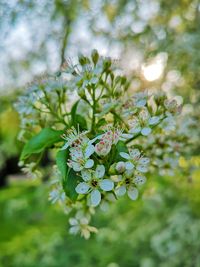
20,128,63,161
56,149,69,182
64,169,81,201
1,174,200,267
56,149,81,200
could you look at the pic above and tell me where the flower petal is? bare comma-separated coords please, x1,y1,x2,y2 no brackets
129,149,140,160
89,135,102,144
136,164,148,173
141,127,152,136
120,133,133,139
90,189,101,207
127,187,138,200
99,179,114,191
134,175,146,185
120,152,131,160
85,145,95,158
125,162,135,170
71,162,82,172
69,225,80,235
149,116,160,125
115,185,126,196
136,99,146,107
81,170,91,181
129,126,141,134
69,218,78,226
61,142,69,150
95,165,105,178
75,182,90,194
138,157,150,165
84,159,94,169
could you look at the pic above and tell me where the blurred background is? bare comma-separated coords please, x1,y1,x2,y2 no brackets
0,1,200,266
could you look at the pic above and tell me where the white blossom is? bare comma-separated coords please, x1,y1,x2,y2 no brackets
75,165,114,207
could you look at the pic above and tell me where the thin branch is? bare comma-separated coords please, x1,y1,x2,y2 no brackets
60,16,72,67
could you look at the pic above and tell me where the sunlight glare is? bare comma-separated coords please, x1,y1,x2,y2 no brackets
142,60,163,81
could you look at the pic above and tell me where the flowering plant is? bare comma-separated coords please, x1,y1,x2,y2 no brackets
15,50,184,238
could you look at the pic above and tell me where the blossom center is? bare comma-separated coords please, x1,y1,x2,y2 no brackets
91,180,98,187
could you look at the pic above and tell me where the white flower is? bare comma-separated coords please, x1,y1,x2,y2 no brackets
69,212,97,239
128,117,141,134
128,109,161,137
119,148,150,173
114,149,148,200
75,165,114,207
21,163,42,179
164,99,179,113
61,127,89,150
68,143,95,172
49,188,65,204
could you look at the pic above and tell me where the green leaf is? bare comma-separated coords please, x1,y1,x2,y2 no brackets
96,118,107,128
56,149,69,181
56,149,81,201
21,128,63,160
75,115,87,130
64,169,81,201
71,100,87,130
71,100,80,122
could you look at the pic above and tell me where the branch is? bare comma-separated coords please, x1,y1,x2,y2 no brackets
60,16,71,67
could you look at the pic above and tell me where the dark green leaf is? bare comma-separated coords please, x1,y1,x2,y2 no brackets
56,149,81,201
56,149,69,181
21,128,63,160
96,118,107,128
75,114,87,130
71,100,80,121
71,100,87,130
64,169,81,201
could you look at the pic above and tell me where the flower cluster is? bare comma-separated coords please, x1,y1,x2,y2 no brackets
50,125,152,237
15,51,188,239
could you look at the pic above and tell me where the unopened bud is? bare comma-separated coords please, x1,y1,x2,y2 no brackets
116,161,126,173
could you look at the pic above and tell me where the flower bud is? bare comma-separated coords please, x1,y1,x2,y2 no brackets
91,49,99,65
78,87,86,98
154,92,167,105
109,164,117,175
116,161,126,173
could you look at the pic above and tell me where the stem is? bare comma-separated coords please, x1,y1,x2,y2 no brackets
91,87,96,133
43,91,68,126
60,16,72,67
